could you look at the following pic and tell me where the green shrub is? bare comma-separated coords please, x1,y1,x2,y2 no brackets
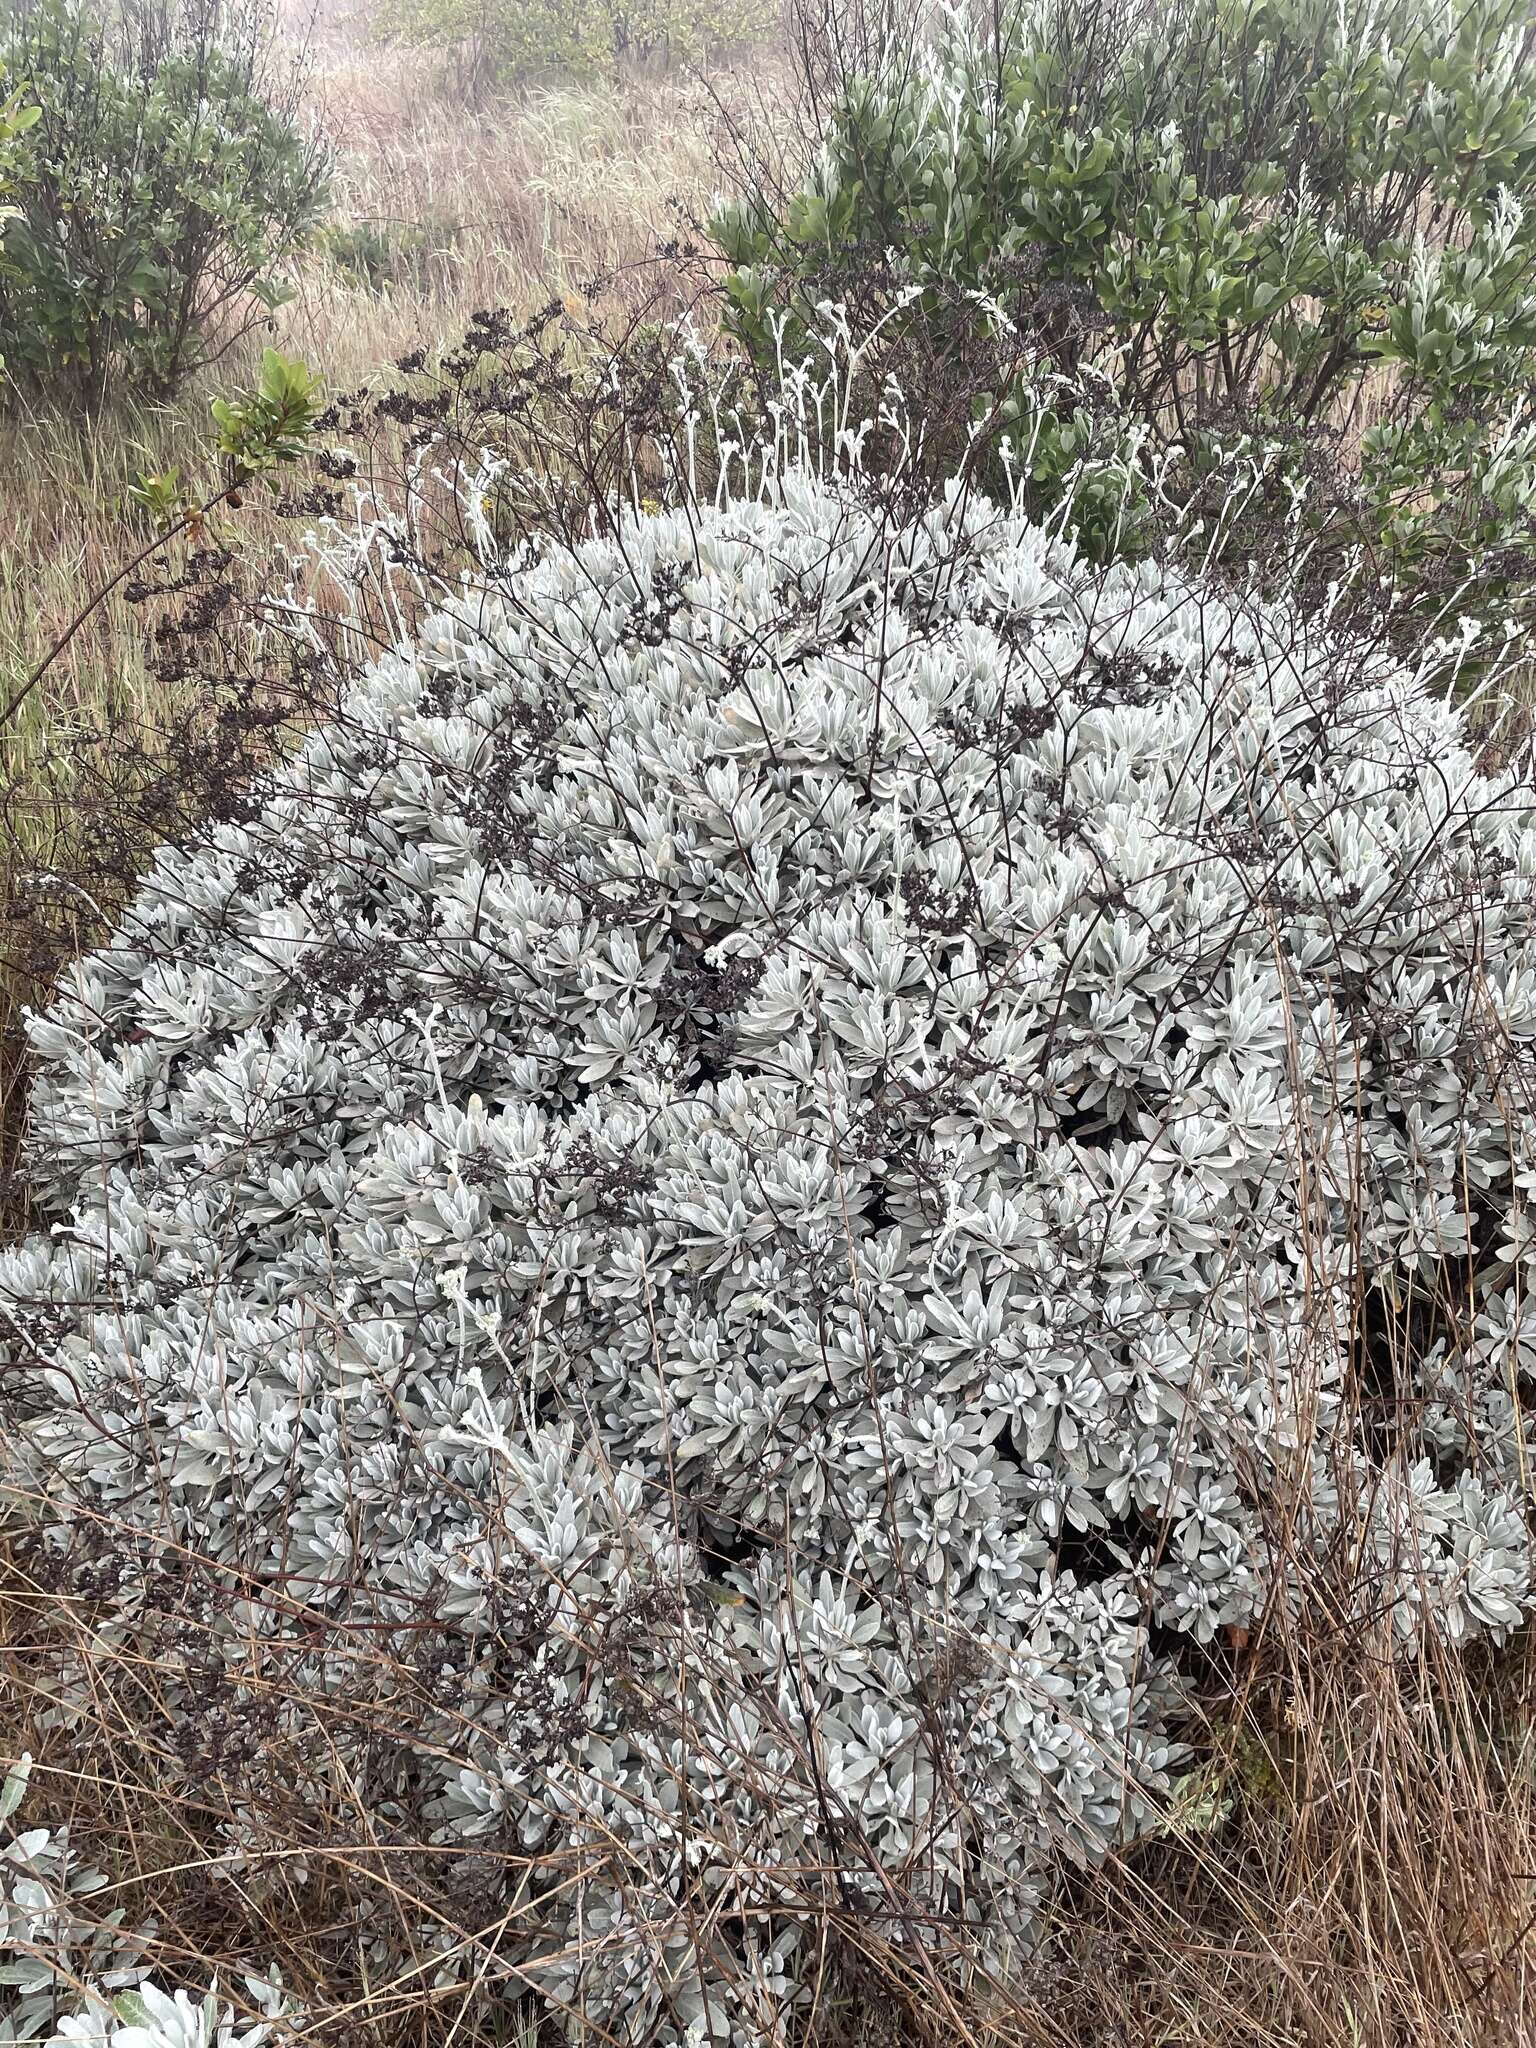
316,217,457,296
374,0,773,99
0,67,37,377
0,67,36,200
715,0,1536,625
0,0,329,409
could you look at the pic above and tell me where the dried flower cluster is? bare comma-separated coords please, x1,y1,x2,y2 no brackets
3,472,1534,2042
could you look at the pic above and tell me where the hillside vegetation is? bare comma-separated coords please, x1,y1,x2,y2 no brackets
1,5,1536,2047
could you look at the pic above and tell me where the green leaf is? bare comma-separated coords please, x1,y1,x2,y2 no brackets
0,1753,32,1823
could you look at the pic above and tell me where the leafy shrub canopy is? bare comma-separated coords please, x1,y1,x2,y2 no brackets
0,66,38,380
0,0,328,407
3,471,1536,2038
715,0,1536,619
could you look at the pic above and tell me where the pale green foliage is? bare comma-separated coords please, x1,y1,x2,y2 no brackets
715,0,1536,621
0,71,38,208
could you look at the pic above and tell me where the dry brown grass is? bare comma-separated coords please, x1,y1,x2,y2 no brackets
2,1402,1534,2048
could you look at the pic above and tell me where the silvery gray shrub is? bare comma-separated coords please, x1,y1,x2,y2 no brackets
2,469,1534,2044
